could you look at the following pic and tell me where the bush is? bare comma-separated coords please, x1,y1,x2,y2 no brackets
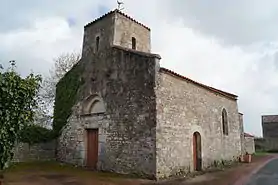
0,61,41,170
18,125,54,145
266,150,278,153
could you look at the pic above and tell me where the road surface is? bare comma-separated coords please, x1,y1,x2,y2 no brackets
246,158,278,185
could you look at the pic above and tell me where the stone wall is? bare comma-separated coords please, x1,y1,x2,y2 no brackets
82,10,151,57
255,138,278,152
12,141,56,162
114,12,151,52
238,113,245,154
244,137,255,154
82,13,115,57
262,122,278,138
155,72,241,179
57,46,160,178
57,114,109,167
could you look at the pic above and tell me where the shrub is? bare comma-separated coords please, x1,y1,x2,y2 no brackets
18,125,54,145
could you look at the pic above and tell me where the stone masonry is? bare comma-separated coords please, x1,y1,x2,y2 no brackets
255,137,278,152
262,115,278,138
243,133,255,154
155,70,242,178
254,115,278,152
13,141,55,162
58,114,110,168
239,113,245,154
57,44,160,178
55,9,244,180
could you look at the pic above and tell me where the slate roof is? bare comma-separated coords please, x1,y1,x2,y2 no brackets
159,67,238,100
262,115,278,123
84,9,150,30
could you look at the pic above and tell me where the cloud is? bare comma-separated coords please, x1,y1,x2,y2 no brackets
0,17,82,76
151,19,278,137
1,0,278,136
0,0,117,75
121,0,278,136
159,0,278,46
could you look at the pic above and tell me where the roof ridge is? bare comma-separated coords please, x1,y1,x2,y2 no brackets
84,9,150,30
159,67,238,100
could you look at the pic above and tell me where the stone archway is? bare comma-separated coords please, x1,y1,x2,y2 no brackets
193,132,202,171
82,94,105,115
82,94,106,169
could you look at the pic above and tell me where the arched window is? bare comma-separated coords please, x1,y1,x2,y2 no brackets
222,108,228,135
89,100,105,114
96,36,100,51
132,37,136,50
82,95,105,115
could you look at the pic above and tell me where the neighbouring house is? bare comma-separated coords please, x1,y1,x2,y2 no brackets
254,115,278,152
54,9,244,180
243,133,255,154
262,115,278,138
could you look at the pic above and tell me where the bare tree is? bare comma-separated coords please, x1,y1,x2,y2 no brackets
41,52,81,103
36,52,81,128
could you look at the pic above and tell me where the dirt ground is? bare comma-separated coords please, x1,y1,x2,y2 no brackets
2,154,277,185
2,161,151,185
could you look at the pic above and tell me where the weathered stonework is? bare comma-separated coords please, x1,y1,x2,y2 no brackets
155,72,241,179
57,45,160,178
239,113,245,154
255,138,278,152
55,9,243,180
57,113,109,168
113,12,150,52
262,115,278,138
244,136,255,154
13,141,55,162
82,9,150,57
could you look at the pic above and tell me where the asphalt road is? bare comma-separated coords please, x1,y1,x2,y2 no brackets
246,158,278,185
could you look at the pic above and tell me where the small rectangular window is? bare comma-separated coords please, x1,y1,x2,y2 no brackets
96,36,100,51
132,37,136,50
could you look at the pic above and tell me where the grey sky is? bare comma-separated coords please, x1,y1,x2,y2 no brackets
164,0,278,45
1,0,278,136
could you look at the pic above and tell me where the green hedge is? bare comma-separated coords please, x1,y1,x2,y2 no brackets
53,62,84,137
18,125,54,144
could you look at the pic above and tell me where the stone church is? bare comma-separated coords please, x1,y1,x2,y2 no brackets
55,9,243,179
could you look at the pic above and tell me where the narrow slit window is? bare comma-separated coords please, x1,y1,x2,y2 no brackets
96,36,100,51
132,37,136,50
222,108,228,135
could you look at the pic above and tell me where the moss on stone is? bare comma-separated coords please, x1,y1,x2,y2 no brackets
53,62,84,137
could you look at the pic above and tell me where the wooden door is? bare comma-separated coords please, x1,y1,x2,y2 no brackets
193,132,202,171
87,129,98,169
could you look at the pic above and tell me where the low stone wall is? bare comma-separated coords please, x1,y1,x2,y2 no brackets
244,137,255,154
12,140,56,162
255,138,278,152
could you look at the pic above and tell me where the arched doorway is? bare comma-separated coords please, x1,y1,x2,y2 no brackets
193,132,202,171
82,94,106,169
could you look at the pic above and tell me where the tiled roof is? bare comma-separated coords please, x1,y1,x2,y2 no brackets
159,67,238,100
244,133,254,138
262,115,278,123
84,9,150,30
